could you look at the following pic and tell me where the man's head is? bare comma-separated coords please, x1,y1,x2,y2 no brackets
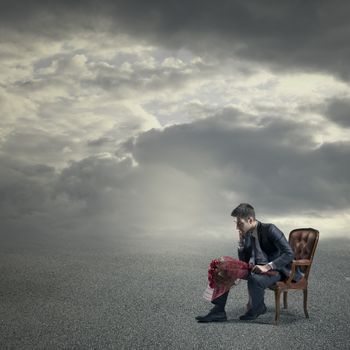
231,203,256,234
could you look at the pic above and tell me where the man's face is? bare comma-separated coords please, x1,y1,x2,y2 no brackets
234,216,254,235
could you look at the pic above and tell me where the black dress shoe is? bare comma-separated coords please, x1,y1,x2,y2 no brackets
195,309,227,323
239,304,267,321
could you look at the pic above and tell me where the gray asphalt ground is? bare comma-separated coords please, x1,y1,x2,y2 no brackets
0,231,349,349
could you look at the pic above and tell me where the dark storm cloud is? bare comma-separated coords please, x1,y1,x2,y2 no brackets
1,110,349,238
325,98,350,127
126,111,350,215
1,1,350,80
0,1,99,40
0,156,55,219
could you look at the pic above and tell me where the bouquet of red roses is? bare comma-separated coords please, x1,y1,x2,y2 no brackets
203,256,251,301
208,256,251,288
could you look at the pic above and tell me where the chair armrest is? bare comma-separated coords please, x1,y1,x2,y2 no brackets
291,259,311,266
284,259,311,284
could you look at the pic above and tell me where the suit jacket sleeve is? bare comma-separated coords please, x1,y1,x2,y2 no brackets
267,224,294,269
237,233,252,263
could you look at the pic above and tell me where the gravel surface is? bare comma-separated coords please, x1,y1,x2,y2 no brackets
0,233,349,349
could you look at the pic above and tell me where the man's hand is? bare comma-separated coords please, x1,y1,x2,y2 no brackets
237,230,245,250
252,264,271,274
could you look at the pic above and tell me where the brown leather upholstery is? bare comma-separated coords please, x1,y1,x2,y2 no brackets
270,228,319,324
290,229,318,269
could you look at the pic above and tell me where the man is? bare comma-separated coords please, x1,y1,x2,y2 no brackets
196,203,301,322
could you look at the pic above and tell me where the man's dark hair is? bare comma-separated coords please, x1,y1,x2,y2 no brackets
231,203,256,219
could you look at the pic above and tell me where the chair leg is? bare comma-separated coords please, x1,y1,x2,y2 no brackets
274,289,281,325
303,288,309,318
283,291,288,309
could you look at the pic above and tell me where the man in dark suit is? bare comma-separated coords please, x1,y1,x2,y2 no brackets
196,203,301,322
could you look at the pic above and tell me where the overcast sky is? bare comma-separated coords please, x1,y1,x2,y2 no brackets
1,0,350,241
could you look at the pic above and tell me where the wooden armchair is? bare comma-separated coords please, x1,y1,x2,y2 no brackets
270,228,319,325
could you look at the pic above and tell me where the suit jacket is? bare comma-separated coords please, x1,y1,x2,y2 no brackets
238,221,302,281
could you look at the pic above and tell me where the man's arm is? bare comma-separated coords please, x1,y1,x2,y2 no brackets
237,241,245,261
267,224,294,269
237,230,251,263
253,224,294,274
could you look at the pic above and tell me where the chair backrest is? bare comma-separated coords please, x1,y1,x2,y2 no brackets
289,228,319,279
